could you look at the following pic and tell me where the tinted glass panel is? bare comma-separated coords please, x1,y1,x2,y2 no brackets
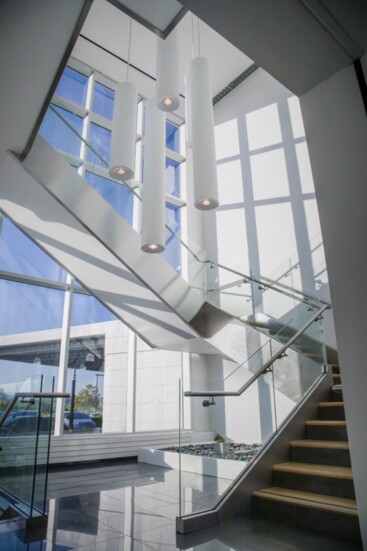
162,204,181,272
39,106,83,158
0,217,66,282
55,67,88,106
92,82,114,120
71,294,115,326
166,158,180,197
87,123,111,167
84,172,133,225
166,121,179,152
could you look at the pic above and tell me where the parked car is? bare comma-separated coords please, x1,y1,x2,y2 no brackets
89,412,102,428
64,411,96,431
0,415,51,436
1,409,38,428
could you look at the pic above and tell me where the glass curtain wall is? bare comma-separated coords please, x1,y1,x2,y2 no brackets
0,63,188,438
39,62,185,272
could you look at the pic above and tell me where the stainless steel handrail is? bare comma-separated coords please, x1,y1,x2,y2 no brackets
0,392,70,429
48,105,329,308
184,304,330,398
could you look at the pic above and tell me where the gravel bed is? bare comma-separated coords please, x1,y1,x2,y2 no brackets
163,442,262,462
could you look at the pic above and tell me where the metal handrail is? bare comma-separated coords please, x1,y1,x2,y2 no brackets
47,105,330,308
184,304,330,398
0,392,70,429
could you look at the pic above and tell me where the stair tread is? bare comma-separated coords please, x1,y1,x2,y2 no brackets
305,420,346,426
254,487,358,516
290,439,349,449
332,373,341,378
273,462,353,479
319,401,344,407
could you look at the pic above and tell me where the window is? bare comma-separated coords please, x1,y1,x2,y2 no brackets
166,158,180,197
166,120,179,153
84,172,133,225
54,67,88,107
87,123,111,167
39,106,83,158
92,82,115,120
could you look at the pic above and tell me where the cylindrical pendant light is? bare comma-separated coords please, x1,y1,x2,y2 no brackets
156,31,180,112
109,18,137,181
109,81,137,180
141,99,166,253
190,56,218,210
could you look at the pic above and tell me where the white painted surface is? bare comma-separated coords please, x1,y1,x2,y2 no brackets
300,60,367,548
138,447,246,479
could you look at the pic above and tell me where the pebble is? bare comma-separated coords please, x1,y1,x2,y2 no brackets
163,442,262,461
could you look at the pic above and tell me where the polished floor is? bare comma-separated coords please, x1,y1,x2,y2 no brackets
0,460,363,550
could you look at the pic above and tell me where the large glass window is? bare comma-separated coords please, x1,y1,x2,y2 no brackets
166,158,180,197
92,82,114,120
84,172,133,225
54,67,88,107
87,123,111,167
0,279,63,393
39,106,83,157
0,217,66,282
163,204,181,272
166,121,179,153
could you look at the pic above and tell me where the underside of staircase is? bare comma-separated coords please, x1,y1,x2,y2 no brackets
253,365,362,543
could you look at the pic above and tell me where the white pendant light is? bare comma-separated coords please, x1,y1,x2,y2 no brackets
109,81,137,180
156,31,180,112
109,19,137,181
141,99,166,253
190,56,219,210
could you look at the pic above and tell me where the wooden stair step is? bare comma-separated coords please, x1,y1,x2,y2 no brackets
290,439,349,450
306,420,346,427
253,487,358,516
319,401,344,407
273,462,353,479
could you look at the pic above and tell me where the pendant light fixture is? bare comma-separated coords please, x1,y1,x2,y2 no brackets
156,30,180,112
141,99,166,253
109,19,137,181
190,19,218,210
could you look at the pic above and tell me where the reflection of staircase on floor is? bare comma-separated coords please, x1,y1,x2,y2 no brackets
253,365,362,543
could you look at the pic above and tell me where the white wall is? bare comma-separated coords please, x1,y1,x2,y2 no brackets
300,58,367,548
212,68,326,297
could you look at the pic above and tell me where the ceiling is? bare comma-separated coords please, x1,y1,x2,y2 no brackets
77,0,254,100
178,0,367,96
106,0,187,36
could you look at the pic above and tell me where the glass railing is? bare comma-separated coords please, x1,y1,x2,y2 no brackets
0,376,68,526
177,305,328,522
39,105,329,363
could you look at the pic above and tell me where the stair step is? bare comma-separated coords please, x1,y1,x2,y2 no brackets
291,439,348,449
319,401,345,420
290,440,351,466
273,462,355,498
305,420,347,441
254,487,357,515
254,487,361,542
273,462,352,479
306,420,346,426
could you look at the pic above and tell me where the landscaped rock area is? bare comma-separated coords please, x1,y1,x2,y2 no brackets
163,442,262,462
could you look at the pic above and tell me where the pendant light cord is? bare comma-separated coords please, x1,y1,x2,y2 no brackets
126,18,133,82
197,17,201,57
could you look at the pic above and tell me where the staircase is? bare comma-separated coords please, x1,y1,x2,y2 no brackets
253,365,362,543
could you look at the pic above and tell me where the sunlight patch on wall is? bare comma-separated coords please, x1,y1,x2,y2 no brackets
255,203,297,277
251,148,290,200
295,142,315,194
287,96,305,139
215,118,240,160
216,209,249,280
217,159,244,205
246,103,282,151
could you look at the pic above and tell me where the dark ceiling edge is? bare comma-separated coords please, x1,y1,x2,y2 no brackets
20,0,94,161
354,59,367,117
106,0,187,39
213,63,259,105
